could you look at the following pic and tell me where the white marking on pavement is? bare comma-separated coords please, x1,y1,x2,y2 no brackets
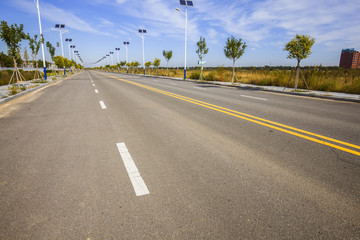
99,101,107,109
91,81,93,83
95,89,99,93
240,95,267,101
92,84,95,87
116,143,150,197
193,87,206,90
87,72,93,80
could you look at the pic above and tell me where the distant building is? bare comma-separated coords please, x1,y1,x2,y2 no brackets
339,48,360,69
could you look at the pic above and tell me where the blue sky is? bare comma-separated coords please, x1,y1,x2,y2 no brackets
1,0,359,68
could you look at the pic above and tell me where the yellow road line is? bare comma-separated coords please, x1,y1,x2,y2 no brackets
96,72,360,157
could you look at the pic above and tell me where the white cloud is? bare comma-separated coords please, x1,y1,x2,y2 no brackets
193,0,360,49
13,0,116,37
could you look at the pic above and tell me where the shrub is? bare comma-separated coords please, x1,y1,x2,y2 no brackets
189,71,200,80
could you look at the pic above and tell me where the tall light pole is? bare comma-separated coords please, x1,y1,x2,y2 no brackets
55,24,67,57
110,52,114,65
138,29,147,75
70,45,75,61
115,48,120,72
74,50,78,63
65,38,72,60
123,42,129,73
176,0,193,80
106,54,110,68
34,0,47,80
115,48,120,64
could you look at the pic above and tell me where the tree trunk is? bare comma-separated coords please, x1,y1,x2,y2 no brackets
13,57,18,85
167,61,169,76
294,60,300,91
232,60,235,83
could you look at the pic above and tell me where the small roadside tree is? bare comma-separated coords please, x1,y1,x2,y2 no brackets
283,34,315,90
224,36,247,83
46,41,56,62
153,58,160,75
145,61,152,74
118,60,126,73
132,61,140,73
53,55,65,69
28,34,44,80
196,36,209,81
162,50,172,76
23,47,29,68
0,20,28,87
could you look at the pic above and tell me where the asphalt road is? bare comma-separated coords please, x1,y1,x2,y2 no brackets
0,71,359,239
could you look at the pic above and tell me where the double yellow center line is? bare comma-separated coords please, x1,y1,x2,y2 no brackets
97,72,360,157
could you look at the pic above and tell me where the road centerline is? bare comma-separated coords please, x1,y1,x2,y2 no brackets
95,89,99,93
96,72,360,156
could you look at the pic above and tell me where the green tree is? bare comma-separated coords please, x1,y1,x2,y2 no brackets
145,61,152,74
53,55,65,69
120,61,126,67
162,50,172,76
196,36,209,81
28,34,44,79
284,34,315,90
153,58,160,75
0,52,13,67
224,36,247,83
46,41,56,62
0,20,28,85
23,47,29,68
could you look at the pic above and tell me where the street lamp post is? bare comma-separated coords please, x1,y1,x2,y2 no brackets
138,29,147,76
176,0,193,80
65,38,72,60
115,48,120,72
106,54,110,71
123,42,129,73
110,52,114,66
70,45,75,61
55,24,67,57
55,24,67,75
34,0,47,80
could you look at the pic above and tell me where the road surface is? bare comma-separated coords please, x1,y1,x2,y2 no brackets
0,71,359,239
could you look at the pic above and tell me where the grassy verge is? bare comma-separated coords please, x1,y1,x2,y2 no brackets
0,69,62,86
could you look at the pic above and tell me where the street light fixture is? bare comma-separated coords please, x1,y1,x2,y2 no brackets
123,42,130,73
74,50,78,63
54,24,67,58
106,54,110,66
115,48,120,64
65,38,72,60
110,52,114,65
70,45,75,60
34,0,47,80
177,0,193,80
138,29,147,76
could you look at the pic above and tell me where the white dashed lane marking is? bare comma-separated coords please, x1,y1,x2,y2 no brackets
116,143,150,197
